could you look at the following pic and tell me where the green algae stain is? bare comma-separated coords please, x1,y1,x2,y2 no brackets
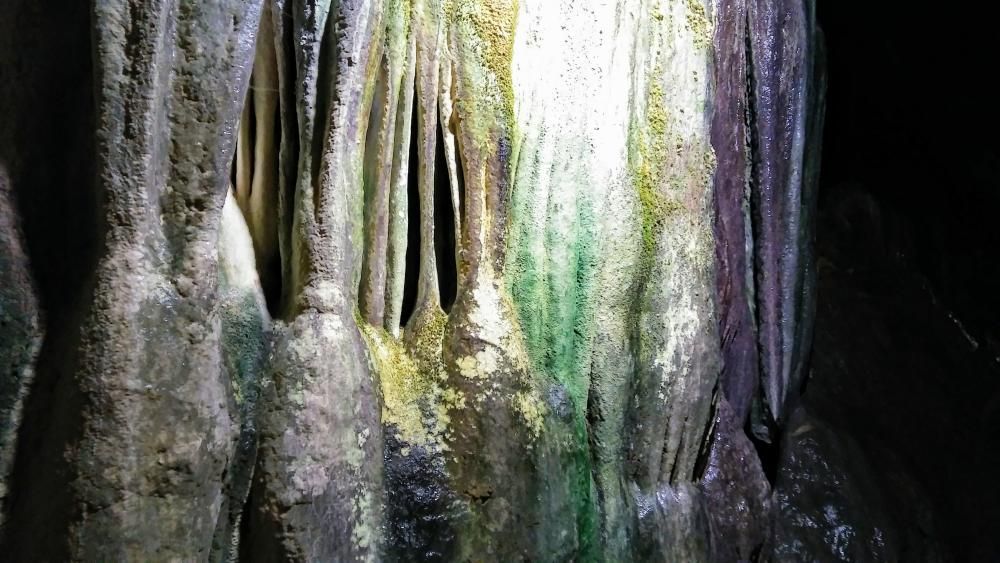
507,200,598,401
220,293,268,409
448,0,605,554
506,174,600,560
389,0,413,35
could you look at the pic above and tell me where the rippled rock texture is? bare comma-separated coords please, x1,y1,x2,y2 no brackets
0,0,824,560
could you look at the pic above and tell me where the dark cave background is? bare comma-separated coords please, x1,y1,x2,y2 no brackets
818,1,999,326
788,1,1000,560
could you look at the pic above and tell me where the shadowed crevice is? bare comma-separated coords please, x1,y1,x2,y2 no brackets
401,84,421,327
433,119,457,313
0,1,97,556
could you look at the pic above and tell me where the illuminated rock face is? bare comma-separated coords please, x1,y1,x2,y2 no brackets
0,0,822,560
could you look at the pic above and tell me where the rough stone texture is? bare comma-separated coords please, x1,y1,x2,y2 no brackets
0,156,42,533
705,0,825,558
212,191,273,560
770,407,903,562
248,310,383,561
0,1,50,526
0,0,830,559
700,398,771,562
711,0,758,424
0,0,261,559
242,1,388,560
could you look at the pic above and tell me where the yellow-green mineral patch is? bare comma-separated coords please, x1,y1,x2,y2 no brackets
358,308,470,450
631,75,684,263
685,0,713,50
359,320,430,446
466,0,517,112
514,391,545,439
407,309,449,377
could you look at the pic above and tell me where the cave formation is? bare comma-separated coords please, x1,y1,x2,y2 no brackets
0,0,996,561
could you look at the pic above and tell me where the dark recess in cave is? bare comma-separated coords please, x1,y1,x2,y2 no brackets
800,1,1000,560
434,119,458,313
818,1,1000,324
263,98,283,316
1,2,96,558
401,95,459,327
400,90,421,327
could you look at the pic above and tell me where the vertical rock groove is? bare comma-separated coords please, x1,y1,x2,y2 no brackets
713,0,758,427
234,5,283,315
359,0,413,330
0,161,42,537
400,95,422,328
433,119,459,313
385,24,418,334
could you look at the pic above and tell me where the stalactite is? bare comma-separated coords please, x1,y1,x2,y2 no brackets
384,28,418,335
702,0,777,558
244,1,388,560
410,0,444,321
360,1,411,328
242,5,282,311
438,58,464,270
746,0,819,428
236,99,254,216
712,0,759,427
360,57,394,326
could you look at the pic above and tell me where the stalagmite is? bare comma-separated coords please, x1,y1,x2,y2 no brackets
244,2,388,560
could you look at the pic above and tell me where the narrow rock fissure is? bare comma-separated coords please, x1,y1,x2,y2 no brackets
311,11,341,222
276,3,300,320
433,118,457,313
400,84,421,327
262,101,283,315
454,126,466,229
691,388,721,481
247,93,257,196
